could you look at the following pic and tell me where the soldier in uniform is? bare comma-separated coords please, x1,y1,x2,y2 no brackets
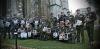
50,13,57,28
58,12,69,41
85,7,97,46
59,12,69,22
67,11,75,27
75,9,85,43
59,21,66,40
52,22,60,39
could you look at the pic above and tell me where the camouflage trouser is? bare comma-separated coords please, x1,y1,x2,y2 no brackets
76,25,84,43
86,23,94,44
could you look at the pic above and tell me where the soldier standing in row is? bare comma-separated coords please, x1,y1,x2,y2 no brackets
85,7,97,46
67,11,75,27
75,9,85,43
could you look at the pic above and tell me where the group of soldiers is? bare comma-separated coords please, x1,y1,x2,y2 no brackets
44,7,96,45
56,7,96,46
0,7,97,46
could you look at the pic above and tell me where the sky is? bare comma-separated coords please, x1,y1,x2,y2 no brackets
68,0,89,13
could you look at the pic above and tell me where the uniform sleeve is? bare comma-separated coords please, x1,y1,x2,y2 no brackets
71,15,75,23
82,14,85,23
90,12,97,22
92,12,97,21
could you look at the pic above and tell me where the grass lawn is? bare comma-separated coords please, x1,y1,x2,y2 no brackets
8,32,89,49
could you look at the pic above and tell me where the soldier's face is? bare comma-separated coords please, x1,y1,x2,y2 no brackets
67,12,70,15
87,8,91,12
77,10,80,14
61,12,64,15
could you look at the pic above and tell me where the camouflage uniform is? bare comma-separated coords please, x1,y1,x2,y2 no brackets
75,14,85,43
86,12,97,45
68,15,75,26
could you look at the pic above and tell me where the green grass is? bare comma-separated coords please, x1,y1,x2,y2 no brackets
8,31,89,49
9,39,88,49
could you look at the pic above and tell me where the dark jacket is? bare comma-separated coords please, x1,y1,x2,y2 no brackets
68,15,75,24
86,12,97,23
75,14,85,25
59,15,69,22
